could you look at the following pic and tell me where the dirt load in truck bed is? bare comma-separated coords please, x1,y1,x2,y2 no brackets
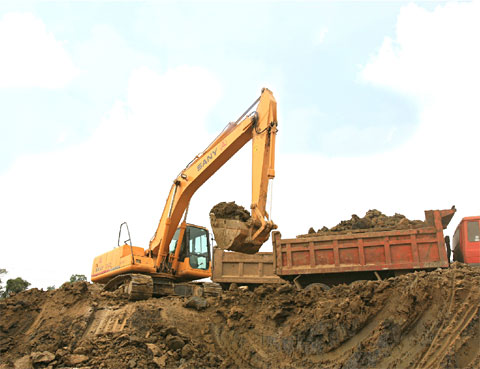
210,201,251,222
1,263,479,369
304,209,426,237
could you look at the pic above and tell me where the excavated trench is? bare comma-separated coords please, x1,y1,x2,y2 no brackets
1,263,479,369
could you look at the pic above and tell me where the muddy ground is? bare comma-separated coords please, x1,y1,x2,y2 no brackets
304,209,426,237
1,263,479,369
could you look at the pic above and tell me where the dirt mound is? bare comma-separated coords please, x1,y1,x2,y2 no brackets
1,264,479,368
210,201,251,222
210,263,480,368
0,282,223,369
304,209,426,236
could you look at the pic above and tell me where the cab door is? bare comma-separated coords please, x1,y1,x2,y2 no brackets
464,218,480,264
173,225,212,281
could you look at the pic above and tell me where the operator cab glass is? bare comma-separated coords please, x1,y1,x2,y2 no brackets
169,229,185,253
187,226,210,270
467,220,480,242
168,225,210,270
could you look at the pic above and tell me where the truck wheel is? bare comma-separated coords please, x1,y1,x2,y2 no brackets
219,283,230,291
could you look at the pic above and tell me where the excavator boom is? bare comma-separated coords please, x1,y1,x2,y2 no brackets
150,88,278,271
92,89,278,292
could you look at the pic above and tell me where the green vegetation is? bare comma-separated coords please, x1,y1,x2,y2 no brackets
0,269,88,298
0,268,6,297
69,274,87,283
2,276,31,298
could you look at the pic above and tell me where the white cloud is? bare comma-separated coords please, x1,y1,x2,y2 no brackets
349,2,479,228
0,12,79,88
0,66,222,288
253,1,479,250
313,27,328,45
360,2,480,105
359,1,480,154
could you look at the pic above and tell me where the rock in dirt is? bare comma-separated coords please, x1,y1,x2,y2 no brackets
64,354,89,366
166,335,185,351
183,296,208,310
181,344,195,359
14,355,33,369
146,343,162,357
210,201,251,221
31,351,55,364
153,355,167,367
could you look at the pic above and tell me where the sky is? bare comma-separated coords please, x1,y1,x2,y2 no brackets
0,0,478,289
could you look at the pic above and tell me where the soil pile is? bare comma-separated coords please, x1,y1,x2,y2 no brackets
0,283,223,369
210,202,251,222
1,263,479,368
304,209,426,236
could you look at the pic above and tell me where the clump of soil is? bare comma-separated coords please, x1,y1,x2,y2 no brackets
305,209,426,236
210,201,251,222
1,264,479,368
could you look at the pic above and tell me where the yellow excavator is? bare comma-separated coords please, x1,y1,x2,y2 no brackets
91,88,278,299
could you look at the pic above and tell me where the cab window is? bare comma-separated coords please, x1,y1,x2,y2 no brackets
467,221,480,242
452,227,460,251
169,228,187,261
169,229,181,253
187,226,209,270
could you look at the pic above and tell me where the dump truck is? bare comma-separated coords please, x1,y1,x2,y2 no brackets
271,208,457,287
212,208,480,289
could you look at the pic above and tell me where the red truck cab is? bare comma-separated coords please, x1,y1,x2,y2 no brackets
452,216,480,265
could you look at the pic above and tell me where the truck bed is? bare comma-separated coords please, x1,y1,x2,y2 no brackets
212,247,284,286
273,209,455,278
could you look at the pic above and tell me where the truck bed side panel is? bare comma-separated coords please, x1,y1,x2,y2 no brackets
273,209,452,276
212,247,284,284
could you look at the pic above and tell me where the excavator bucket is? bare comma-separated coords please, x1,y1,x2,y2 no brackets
210,214,275,254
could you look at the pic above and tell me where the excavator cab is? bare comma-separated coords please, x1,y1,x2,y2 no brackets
169,224,211,275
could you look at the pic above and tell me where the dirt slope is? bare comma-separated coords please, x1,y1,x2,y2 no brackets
1,263,479,369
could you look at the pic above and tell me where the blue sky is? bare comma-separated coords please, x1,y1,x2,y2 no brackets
1,1,434,173
0,1,478,288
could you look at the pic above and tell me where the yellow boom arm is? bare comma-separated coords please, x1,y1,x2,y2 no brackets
149,88,278,271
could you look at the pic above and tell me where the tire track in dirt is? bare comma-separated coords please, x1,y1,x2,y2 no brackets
415,276,480,369
415,270,458,369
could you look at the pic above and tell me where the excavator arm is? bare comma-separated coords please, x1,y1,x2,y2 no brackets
149,88,278,272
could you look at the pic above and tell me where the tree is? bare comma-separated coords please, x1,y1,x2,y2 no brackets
0,269,6,297
3,277,30,298
69,274,87,283
47,286,55,291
